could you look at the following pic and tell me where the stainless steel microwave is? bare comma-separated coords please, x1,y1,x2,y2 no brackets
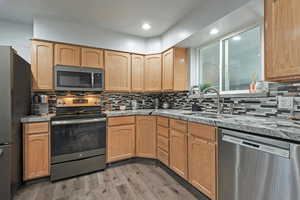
54,65,104,91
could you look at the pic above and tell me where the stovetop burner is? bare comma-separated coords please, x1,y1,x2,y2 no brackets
53,106,106,120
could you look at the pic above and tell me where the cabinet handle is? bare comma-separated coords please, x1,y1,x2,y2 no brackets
0,149,3,157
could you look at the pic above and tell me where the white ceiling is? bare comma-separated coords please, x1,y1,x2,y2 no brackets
0,0,206,38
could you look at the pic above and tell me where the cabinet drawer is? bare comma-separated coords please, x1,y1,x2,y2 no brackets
170,119,187,133
24,122,49,134
157,117,169,127
108,116,135,126
157,126,169,138
157,148,169,166
188,122,216,142
157,136,169,152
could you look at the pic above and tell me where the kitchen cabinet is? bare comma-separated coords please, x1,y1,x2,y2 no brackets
157,117,170,166
54,44,81,66
105,50,131,92
131,54,144,92
107,117,135,163
31,40,54,91
136,116,157,158
162,49,174,91
188,122,217,200
173,47,188,91
23,122,50,181
170,119,188,179
265,0,300,82
81,47,104,69
144,54,162,92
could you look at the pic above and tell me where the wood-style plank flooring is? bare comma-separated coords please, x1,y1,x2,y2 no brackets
14,162,202,200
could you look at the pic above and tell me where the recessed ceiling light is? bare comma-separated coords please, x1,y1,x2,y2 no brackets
232,35,242,41
142,23,151,30
210,28,219,35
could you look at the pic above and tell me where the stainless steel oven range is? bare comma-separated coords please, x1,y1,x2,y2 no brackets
50,107,106,181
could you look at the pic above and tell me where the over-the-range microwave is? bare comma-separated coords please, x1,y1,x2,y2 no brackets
54,65,104,91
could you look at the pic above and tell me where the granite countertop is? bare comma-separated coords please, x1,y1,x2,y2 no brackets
106,109,300,143
21,109,300,142
21,115,53,123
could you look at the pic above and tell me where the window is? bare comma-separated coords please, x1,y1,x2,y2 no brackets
199,42,220,90
197,25,262,93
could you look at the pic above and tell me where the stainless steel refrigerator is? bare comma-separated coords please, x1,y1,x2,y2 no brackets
0,46,31,200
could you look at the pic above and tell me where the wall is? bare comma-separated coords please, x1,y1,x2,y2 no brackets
0,20,33,62
33,18,147,54
161,0,256,50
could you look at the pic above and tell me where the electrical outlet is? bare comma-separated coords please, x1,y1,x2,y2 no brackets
277,96,294,110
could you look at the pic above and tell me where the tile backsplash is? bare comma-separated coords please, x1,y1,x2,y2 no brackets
33,82,300,119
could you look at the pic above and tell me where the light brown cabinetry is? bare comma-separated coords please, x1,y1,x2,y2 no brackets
54,44,81,66
170,119,188,179
136,116,157,158
107,116,135,163
23,122,50,181
157,117,170,166
162,49,174,91
144,54,162,92
105,50,131,92
131,54,144,92
31,40,54,91
81,47,104,69
265,0,300,82
173,48,188,91
188,122,217,200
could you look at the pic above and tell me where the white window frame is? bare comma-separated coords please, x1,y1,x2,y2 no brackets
196,23,264,94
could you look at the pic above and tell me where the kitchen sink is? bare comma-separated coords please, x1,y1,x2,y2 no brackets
182,112,233,119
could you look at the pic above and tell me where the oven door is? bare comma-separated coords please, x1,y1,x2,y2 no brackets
51,118,106,164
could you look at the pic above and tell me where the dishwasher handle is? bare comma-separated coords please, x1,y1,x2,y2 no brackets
222,134,290,158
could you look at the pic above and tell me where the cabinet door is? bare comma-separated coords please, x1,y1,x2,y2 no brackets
54,44,81,66
131,54,144,92
107,125,135,163
136,116,157,158
162,49,174,91
170,129,188,179
24,133,49,180
265,0,300,81
81,47,104,69
188,135,216,200
105,50,131,92
174,48,188,91
144,54,162,92
31,41,54,90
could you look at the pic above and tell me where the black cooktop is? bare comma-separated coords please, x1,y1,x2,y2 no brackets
52,106,106,120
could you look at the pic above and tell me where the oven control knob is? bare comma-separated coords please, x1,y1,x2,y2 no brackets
79,154,83,157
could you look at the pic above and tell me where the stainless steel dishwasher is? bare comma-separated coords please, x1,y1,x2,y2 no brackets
219,128,300,200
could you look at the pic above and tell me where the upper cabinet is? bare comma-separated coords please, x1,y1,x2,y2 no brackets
173,48,188,91
265,0,300,82
105,50,131,92
81,47,104,69
31,40,54,91
54,44,81,66
162,49,174,91
144,54,162,92
131,54,144,92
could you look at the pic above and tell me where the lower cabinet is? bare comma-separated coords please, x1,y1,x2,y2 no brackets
23,122,50,181
188,122,217,200
107,117,135,163
170,119,188,179
136,116,157,158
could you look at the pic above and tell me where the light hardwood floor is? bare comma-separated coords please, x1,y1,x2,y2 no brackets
14,162,203,200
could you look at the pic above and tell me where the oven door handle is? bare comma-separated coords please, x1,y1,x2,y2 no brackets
52,118,106,126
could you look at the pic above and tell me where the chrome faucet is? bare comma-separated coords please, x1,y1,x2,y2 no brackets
201,87,222,114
